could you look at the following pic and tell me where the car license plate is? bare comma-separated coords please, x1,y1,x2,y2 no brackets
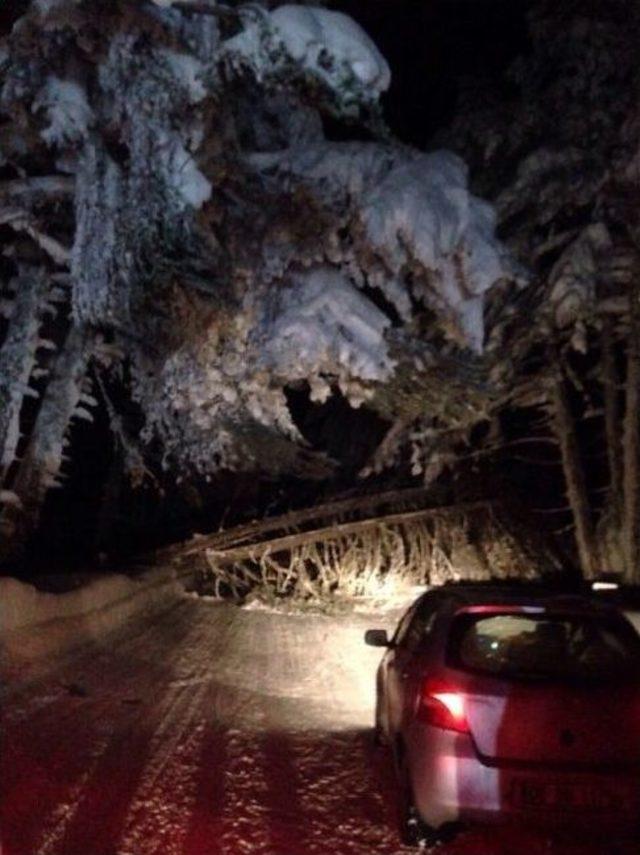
509,779,630,811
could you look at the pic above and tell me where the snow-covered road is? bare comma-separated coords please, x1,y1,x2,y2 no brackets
1,596,635,855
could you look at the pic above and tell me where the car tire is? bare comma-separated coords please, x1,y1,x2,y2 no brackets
397,753,428,847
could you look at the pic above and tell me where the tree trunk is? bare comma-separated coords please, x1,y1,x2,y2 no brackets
622,279,640,582
550,364,599,578
602,315,622,513
0,269,50,483
94,448,122,558
0,325,93,558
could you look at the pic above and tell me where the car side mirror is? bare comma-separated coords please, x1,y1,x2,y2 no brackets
364,629,391,647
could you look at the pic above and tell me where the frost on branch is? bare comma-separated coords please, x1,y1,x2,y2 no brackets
1,326,94,552
33,77,94,147
435,1,640,579
549,225,612,333
0,269,51,478
224,4,391,114
360,151,509,353
72,29,215,329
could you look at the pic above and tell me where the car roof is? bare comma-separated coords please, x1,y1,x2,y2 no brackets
417,582,619,616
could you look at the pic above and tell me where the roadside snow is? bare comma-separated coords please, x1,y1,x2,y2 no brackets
0,568,180,660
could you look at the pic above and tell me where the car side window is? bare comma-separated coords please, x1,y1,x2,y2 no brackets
392,604,417,647
403,602,440,653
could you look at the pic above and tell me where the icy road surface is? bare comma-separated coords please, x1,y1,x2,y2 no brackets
1,596,636,855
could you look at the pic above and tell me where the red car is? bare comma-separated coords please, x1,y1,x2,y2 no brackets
365,584,640,847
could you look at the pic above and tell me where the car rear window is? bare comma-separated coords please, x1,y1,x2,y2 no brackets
449,612,640,681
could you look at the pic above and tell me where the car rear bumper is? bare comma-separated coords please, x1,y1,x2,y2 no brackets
406,726,640,833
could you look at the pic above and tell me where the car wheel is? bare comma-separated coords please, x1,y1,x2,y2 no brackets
397,753,428,847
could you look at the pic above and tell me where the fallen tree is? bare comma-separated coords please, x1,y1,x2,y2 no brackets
174,499,564,601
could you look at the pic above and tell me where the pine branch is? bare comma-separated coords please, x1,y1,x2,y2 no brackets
0,175,74,202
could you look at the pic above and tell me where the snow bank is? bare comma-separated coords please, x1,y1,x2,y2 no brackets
0,567,181,661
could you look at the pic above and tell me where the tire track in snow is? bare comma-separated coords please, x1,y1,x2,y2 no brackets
1,600,402,855
293,730,409,855
0,694,101,854
114,606,230,855
55,685,191,855
217,730,274,855
58,603,237,855
7,605,197,855
180,606,251,855
182,724,228,855
2,601,214,855
28,727,116,855
116,683,210,855
258,732,309,855
1,680,147,854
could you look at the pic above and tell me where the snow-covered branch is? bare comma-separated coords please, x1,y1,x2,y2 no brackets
223,4,391,115
0,270,52,480
1,325,94,553
0,0,521,539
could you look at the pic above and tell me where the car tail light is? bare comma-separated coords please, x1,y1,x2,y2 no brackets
417,680,469,733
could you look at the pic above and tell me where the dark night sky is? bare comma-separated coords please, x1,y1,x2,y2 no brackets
332,0,529,145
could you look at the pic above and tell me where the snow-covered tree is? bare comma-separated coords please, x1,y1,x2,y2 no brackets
439,0,640,580
0,0,520,556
